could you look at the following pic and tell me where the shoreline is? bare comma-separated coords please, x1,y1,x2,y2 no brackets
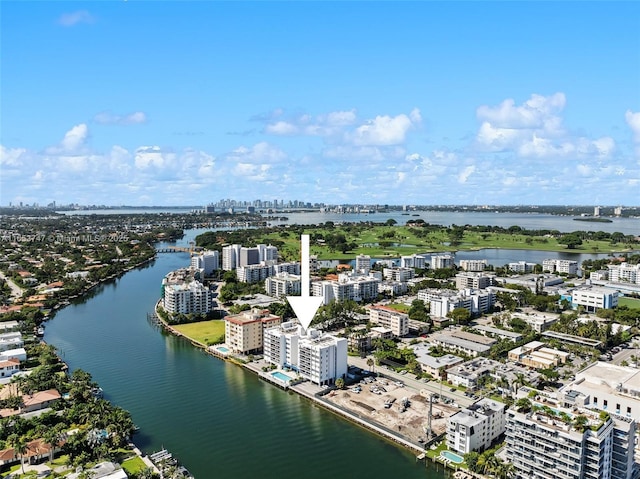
151,303,462,468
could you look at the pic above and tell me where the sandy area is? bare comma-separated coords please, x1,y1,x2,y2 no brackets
324,377,460,444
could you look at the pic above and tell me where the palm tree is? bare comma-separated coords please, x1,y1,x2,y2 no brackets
8,434,28,474
367,357,375,374
43,424,66,462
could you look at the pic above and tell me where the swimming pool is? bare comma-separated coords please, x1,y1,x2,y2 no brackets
271,371,293,382
216,346,229,353
441,450,464,464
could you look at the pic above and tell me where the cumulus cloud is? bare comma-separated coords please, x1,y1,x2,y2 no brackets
134,146,176,169
475,93,615,161
458,165,476,183
94,111,147,125
351,111,419,146
58,10,94,27
0,145,27,166
477,93,565,129
45,124,89,155
262,108,421,147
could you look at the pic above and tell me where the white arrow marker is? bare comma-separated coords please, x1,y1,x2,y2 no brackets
287,234,323,333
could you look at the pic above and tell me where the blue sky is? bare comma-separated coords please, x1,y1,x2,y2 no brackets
2,1,639,207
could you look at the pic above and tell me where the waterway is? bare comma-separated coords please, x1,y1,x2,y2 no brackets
44,231,450,479
270,211,640,235
57,208,640,235
40,214,638,478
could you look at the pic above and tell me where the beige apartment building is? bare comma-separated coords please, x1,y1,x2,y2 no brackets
225,309,281,355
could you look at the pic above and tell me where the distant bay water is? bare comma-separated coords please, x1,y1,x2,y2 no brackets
58,208,640,235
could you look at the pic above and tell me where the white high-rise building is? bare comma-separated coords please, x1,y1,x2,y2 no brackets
400,254,427,269
257,244,278,262
431,254,455,269
222,244,242,270
506,393,637,479
191,251,219,276
162,268,213,314
355,254,371,273
263,322,347,385
447,398,506,454
608,263,640,284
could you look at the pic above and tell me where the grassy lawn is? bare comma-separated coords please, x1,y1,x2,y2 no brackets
618,297,640,310
173,320,225,345
250,225,635,261
122,456,148,475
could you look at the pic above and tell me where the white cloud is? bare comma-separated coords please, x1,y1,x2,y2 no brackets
262,108,420,148
264,121,298,136
474,93,616,161
134,146,176,169
227,142,287,164
61,124,89,151
626,110,640,141
0,145,27,166
477,93,565,129
94,111,147,125
458,165,475,183
45,124,90,155
351,110,420,146
58,10,95,27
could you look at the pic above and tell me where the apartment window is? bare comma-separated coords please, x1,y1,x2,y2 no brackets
594,397,598,404
603,399,608,408
627,406,631,415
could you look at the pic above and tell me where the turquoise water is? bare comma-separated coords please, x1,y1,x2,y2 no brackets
271,371,293,382
216,346,229,353
44,235,450,479
441,451,464,464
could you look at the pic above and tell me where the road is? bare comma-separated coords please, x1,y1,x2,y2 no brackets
613,341,640,367
347,354,476,408
0,271,24,300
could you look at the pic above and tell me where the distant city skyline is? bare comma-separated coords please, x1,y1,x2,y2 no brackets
1,2,639,206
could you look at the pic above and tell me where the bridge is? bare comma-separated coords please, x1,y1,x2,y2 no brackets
155,244,202,254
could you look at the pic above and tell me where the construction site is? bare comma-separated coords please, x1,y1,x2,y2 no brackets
323,375,461,446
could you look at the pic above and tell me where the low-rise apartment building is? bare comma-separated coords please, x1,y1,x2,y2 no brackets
368,305,409,337
542,259,579,275
455,272,495,290
508,341,569,369
264,273,301,298
225,309,282,355
459,259,488,272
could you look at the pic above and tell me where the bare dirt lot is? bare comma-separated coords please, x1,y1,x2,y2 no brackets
324,377,460,444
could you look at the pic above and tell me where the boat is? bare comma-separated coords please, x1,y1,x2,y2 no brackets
35,327,45,336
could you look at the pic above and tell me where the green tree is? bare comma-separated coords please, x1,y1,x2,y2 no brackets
464,451,480,472
335,377,345,389
8,434,27,475
447,307,471,325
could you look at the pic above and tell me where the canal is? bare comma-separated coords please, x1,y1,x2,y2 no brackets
44,233,449,479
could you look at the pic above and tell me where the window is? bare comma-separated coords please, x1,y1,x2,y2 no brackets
594,397,598,404
627,406,631,415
